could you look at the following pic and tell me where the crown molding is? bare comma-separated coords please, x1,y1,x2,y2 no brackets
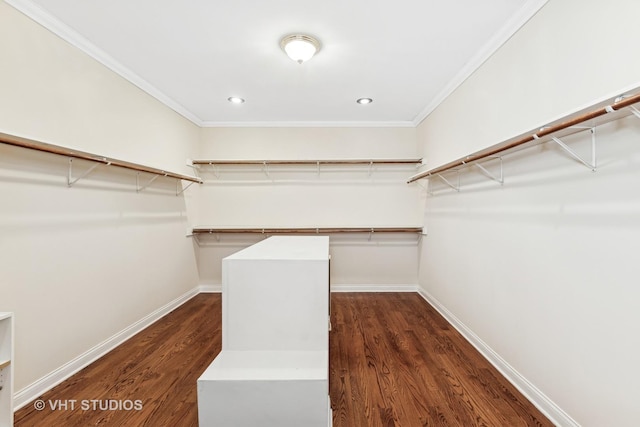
6,0,205,126
200,120,416,128
8,0,548,130
412,0,549,127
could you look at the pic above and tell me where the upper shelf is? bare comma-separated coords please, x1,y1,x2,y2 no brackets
1,131,203,184
407,92,640,183
192,158,422,166
192,226,423,235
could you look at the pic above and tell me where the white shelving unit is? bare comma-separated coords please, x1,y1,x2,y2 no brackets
198,236,331,427
0,313,13,427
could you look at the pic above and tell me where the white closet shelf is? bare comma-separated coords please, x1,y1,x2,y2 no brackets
1,131,203,184
408,91,640,183
192,158,422,166
192,226,423,235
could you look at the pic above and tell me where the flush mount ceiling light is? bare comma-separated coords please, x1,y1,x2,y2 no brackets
356,98,373,105
280,34,321,64
228,96,245,104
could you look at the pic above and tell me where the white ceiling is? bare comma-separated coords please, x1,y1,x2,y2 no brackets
8,0,546,127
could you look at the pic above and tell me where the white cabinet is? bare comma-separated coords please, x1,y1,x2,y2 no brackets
198,236,331,427
0,313,13,427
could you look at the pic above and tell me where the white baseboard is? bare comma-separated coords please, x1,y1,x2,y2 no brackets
417,287,579,427
13,287,200,411
198,284,222,293
331,284,417,292
199,283,417,293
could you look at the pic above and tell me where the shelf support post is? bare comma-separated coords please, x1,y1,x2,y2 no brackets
551,130,596,171
67,158,101,187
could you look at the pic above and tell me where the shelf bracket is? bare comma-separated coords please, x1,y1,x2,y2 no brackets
136,173,161,193
262,161,270,179
473,157,504,185
211,163,220,179
629,106,640,119
437,172,460,192
368,161,373,177
176,180,196,196
416,180,428,193
186,160,202,179
550,129,596,171
317,161,321,176
423,177,435,196
68,158,102,187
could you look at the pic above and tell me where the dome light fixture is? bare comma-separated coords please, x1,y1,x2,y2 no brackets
356,97,373,105
280,34,321,64
228,96,245,104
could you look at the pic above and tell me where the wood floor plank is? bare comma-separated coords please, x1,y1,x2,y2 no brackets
15,292,553,426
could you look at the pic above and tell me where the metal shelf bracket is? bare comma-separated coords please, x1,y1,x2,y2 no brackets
186,160,203,179
437,172,460,192
177,180,196,196
471,157,504,185
67,158,102,187
629,106,640,119
136,172,161,193
549,128,597,171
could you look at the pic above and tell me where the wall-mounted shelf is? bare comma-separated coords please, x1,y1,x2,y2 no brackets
191,226,423,235
190,158,422,182
0,131,203,193
192,158,422,166
191,226,424,247
407,92,640,185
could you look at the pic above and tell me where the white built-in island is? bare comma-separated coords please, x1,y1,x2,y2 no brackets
197,236,331,427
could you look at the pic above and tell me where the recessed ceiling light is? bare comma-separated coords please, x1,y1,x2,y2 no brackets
356,98,373,105
228,96,245,104
280,34,321,64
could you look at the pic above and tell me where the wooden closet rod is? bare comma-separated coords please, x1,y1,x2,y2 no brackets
0,132,203,183
192,159,422,166
192,227,423,234
407,92,640,183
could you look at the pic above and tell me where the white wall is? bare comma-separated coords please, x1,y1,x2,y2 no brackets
417,0,640,426
0,1,201,397
196,127,421,289
420,0,640,169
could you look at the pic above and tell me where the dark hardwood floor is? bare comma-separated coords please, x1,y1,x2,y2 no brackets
15,293,553,426
330,293,553,427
